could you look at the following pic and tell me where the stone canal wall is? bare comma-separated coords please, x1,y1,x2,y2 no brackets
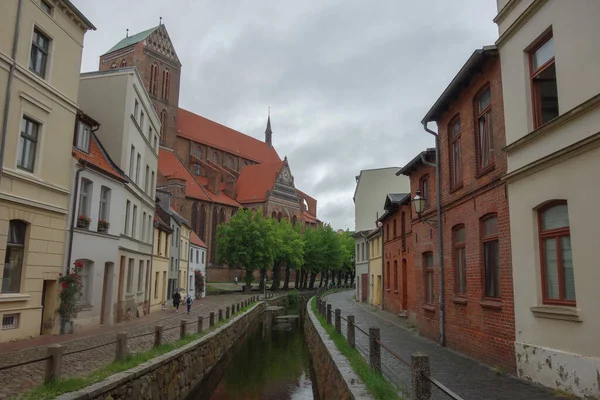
304,296,374,400
56,302,266,400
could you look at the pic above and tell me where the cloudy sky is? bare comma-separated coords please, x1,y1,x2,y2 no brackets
72,0,499,230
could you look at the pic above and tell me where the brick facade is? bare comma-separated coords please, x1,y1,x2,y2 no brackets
404,52,515,371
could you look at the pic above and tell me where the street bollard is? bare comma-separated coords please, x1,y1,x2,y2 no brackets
369,327,381,374
115,331,128,363
45,344,63,384
154,325,163,347
236,303,240,313
218,309,223,322
197,316,204,333
335,309,341,333
180,320,187,339
210,312,215,327
412,353,432,400
347,316,355,349
327,305,332,325
226,306,230,319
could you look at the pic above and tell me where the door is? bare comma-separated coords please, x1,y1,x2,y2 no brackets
101,263,114,325
361,273,368,302
40,280,57,335
402,259,408,310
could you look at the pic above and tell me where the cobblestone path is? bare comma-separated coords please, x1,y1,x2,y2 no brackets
0,293,257,400
323,290,566,400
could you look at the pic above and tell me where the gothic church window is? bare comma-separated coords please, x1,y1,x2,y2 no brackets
150,63,158,95
161,69,170,101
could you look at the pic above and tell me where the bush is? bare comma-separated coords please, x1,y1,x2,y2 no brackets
285,289,300,307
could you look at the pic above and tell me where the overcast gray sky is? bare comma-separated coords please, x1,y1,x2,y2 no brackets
73,0,499,230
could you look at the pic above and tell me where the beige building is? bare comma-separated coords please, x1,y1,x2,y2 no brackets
495,0,600,397
150,205,171,313
367,229,382,307
0,0,94,341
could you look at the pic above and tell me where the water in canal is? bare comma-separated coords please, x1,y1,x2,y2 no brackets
187,313,318,400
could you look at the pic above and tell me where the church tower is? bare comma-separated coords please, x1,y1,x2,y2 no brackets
98,21,182,149
265,111,273,147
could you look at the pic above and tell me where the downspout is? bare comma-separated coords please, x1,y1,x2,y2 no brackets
0,0,24,182
423,121,445,346
147,214,156,314
380,226,384,310
66,162,86,273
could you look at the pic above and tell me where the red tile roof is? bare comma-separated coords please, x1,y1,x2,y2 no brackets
72,135,125,181
189,231,207,248
296,188,317,217
210,190,241,208
236,161,284,203
158,148,211,201
177,108,281,164
303,211,320,224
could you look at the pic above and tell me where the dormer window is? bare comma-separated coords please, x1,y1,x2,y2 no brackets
76,121,91,152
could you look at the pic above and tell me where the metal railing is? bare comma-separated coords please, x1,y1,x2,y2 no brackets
317,293,464,400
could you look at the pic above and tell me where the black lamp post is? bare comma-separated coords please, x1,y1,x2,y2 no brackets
412,190,438,228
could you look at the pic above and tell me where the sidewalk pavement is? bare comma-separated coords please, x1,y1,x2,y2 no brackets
323,290,568,400
0,293,257,400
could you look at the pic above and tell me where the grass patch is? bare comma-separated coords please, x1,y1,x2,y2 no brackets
310,297,401,400
20,301,258,400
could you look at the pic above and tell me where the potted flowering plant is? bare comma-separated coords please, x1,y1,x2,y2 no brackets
77,215,91,229
97,219,110,232
57,261,84,334
194,270,205,299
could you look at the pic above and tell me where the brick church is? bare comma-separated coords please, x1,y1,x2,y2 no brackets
98,23,320,279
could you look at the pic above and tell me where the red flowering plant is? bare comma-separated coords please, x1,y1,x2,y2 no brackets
194,270,205,299
77,215,91,228
57,261,84,320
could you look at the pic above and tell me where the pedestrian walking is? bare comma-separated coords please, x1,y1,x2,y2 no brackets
186,294,193,314
172,291,181,312
234,276,238,285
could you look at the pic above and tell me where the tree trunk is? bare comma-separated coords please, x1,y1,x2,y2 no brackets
302,269,309,289
309,272,317,289
259,268,266,291
319,272,324,288
245,268,254,288
294,267,301,289
345,271,350,284
350,272,355,285
283,264,291,289
271,263,282,291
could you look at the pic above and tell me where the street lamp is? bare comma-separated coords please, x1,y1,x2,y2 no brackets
412,190,438,228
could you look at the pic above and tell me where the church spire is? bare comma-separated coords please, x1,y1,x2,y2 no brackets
265,108,273,147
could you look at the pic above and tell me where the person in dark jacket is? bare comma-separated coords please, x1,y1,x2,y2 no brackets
172,292,182,312
186,295,193,314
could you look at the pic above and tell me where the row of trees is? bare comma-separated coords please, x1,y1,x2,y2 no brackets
216,208,355,291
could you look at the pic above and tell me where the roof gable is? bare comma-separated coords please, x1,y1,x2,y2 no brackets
189,231,207,248
104,26,158,55
236,161,285,203
73,133,126,181
145,25,181,65
177,108,281,164
158,148,211,201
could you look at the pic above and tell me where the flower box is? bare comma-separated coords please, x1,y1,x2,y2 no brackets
77,215,91,229
97,219,110,233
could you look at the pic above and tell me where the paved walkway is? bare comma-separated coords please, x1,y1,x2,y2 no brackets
323,290,567,400
0,293,257,400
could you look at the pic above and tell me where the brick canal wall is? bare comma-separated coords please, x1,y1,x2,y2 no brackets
304,296,374,400
56,302,267,400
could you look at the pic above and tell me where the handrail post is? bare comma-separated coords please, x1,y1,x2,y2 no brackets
218,309,223,322
180,320,187,339
334,309,341,333
347,315,355,349
411,352,431,400
197,316,204,333
44,344,63,384
226,306,230,319
154,325,163,347
210,311,215,327
369,327,381,373
326,304,332,325
115,331,127,362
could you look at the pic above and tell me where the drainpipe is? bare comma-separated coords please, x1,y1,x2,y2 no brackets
381,226,384,311
66,162,86,274
423,121,445,347
0,0,24,183
147,213,156,314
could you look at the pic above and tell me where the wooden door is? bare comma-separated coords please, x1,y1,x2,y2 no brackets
361,273,368,302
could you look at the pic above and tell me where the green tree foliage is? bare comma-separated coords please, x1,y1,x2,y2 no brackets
302,224,343,289
271,219,304,290
216,208,275,287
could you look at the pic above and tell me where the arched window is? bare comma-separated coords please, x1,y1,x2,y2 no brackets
162,69,170,100
386,262,390,289
110,62,117,69
475,86,494,170
292,215,297,225
453,224,466,295
120,59,127,67
277,212,282,222
210,207,218,263
2,220,27,293
231,209,237,218
423,252,434,305
393,260,398,291
449,115,462,187
150,63,158,95
538,201,574,304
271,211,277,219
481,214,499,298
199,205,206,241
160,110,167,144
191,203,199,233
219,209,226,224
401,211,406,251
212,151,218,163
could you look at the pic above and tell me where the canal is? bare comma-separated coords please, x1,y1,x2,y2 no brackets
187,305,318,400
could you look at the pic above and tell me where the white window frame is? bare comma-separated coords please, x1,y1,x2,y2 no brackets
76,122,91,152
2,314,19,330
78,179,92,218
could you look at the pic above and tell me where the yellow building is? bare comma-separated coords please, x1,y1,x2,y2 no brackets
367,228,382,307
179,223,191,298
150,209,171,313
0,0,94,341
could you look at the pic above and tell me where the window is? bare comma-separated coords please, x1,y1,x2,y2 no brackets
476,87,494,170
162,69,170,100
2,314,19,330
153,135,158,151
386,262,390,289
137,260,144,292
151,171,155,197
420,176,430,209
126,259,134,293
129,145,135,177
30,28,50,78
482,215,500,298
154,272,159,298
176,228,179,246
142,212,147,242
132,205,137,238
124,200,130,235
78,179,92,218
148,126,153,142
99,186,110,222
157,231,163,255
134,99,139,120
192,164,201,175
150,63,158,95
17,117,39,172
530,35,558,128
401,211,406,251
160,110,167,142
121,59,127,67
423,252,434,304
78,260,93,304
449,116,462,186
356,244,359,260
538,202,574,304
164,234,168,256
145,165,150,192
201,250,204,264
212,151,218,163
110,63,117,69
453,225,467,295
140,110,145,131
393,219,397,238
40,0,53,15
394,260,398,291
2,220,27,293
76,121,91,152
135,153,141,184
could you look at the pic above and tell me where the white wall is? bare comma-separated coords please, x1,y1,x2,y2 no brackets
354,236,369,302
189,244,206,298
